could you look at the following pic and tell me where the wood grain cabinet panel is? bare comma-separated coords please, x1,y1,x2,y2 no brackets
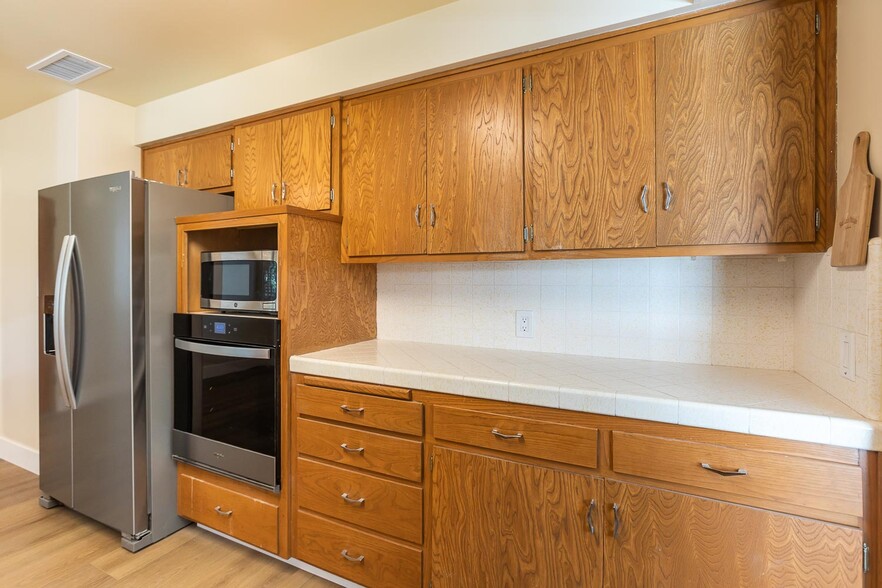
281,107,333,210
427,67,525,254
234,119,281,210
342,88,427,256
430,446,602,588
655,0,816,246
603,480,863,587
527,39,656,251
296,384,423,435
143,132,232,190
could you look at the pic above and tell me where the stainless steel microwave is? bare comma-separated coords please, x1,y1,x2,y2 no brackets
200,250,278,313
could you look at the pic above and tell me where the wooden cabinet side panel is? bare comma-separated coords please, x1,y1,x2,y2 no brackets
234,120,281,210
281,107,332,210
342,90,427,256
427,67,524,254
528,39,656,251
656,1,816,246
603,480,863,587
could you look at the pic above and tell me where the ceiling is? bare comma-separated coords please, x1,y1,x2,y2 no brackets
0,0,453,120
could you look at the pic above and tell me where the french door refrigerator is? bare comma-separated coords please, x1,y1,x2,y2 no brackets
37,171,231,551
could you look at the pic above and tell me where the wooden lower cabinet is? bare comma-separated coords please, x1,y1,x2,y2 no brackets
430,446,603,587
603,480,864,587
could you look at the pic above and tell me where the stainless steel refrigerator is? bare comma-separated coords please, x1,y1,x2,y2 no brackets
37,171,232,551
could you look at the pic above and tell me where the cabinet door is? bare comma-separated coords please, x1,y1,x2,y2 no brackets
427,67,524,254
528,40,655,251
430,446,602,587
604,480,863,587
234,119,282,210
183,132,233,190
142,143,185,186
281,107,332,210
656,1,816,246
342,89,427,256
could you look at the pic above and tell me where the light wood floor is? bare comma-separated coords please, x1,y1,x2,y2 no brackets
0,460,336,587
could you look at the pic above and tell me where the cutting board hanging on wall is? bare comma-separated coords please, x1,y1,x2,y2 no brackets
832,132,877,267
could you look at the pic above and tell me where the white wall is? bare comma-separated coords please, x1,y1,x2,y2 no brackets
135,0,693,143
0,90,138,471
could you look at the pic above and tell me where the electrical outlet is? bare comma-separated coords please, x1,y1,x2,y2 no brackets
840,332,856,381
516,310,534,338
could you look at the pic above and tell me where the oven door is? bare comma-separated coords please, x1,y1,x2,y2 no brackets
172,337,279,490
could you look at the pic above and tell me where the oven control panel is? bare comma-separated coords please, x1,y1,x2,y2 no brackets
173,313,281,346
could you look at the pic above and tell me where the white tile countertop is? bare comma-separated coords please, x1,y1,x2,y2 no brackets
290,340,882,451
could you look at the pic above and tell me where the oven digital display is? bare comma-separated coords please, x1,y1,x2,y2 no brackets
213,322,227,334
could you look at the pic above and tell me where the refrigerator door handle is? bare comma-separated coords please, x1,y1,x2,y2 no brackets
174,339,272,360
53,234,79,410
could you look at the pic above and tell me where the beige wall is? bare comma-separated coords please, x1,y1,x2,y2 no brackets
838,0,882,236
0,90,138,466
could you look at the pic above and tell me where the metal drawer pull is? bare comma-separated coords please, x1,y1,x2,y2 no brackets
612,503,622,539
340,405,365,416
430,203,437,227
586,499,596,536
491,429,524,441
700,463,748,477
662,182,674,211
341,443,365,454
214,506,233,517
341,493,366,506
639,184,649,213
414,203,422,227
183,168,189,185
176,169,183,186
341,549,365,563
271,183,277,203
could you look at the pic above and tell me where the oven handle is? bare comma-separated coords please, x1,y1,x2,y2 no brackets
174,339,272,360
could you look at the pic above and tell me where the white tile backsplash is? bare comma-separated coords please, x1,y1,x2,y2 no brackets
378,256,797,370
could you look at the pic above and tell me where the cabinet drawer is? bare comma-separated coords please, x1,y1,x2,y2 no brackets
433,406,598,468
297,511,422,588
297,384,423,436
611,432,864,518
178,469,279,553
297,457,423,544
297,418,422,482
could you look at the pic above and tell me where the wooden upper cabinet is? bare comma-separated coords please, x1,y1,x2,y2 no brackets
342,88,427,257
603,480,863,587
527,39,656,251
234,104,337,212
427,67,525,254
655,1,817,246
430,446,602,587
142,132,233,191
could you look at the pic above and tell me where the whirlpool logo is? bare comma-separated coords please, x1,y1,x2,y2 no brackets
109,185,122,193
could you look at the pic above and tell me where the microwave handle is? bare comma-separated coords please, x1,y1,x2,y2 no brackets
174,339,272,360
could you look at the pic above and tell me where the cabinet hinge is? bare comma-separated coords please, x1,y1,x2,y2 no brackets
522,74,533,94
230,168,234,179
429,455,434,472
864,543,870,574
330,113,336,129
815,207,821,232
329,187,335,204
230,140,234,152
815,12,821,35
523,225,534,242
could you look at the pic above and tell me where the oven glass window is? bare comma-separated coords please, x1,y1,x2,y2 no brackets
183,346,276,457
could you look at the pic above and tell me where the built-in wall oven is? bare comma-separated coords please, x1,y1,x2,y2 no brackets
172,313,281,491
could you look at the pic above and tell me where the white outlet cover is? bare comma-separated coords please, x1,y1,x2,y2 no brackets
840,332,856,382
516,310,534,339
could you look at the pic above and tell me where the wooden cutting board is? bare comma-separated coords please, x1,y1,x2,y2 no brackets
832,132,877,267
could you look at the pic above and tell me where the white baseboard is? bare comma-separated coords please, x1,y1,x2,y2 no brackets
0,435,39,474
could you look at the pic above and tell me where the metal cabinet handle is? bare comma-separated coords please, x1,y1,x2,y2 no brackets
414,203,422,227
183,168,189,186
271,183,277,203
700,463,748,477
341,549,365,563
341,443,365,454
612,503,622,539
214,506,233,517
491,429,524,441
586,499,596,536
430,204,437,227
640,184,649,213
176,169,183,186
281,181,287,202
662,182,674,211
341,493,366,506
340,405,365,416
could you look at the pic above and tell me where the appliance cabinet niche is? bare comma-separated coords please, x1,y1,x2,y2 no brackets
234,102,339,213
142,131,233,191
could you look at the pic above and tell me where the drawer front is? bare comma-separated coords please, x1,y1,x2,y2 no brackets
297,384,423,436
433,406,598,468
611,432,864,518
297,457,423,544
297,418,423,482
297,511,422,588
179,472,279,553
